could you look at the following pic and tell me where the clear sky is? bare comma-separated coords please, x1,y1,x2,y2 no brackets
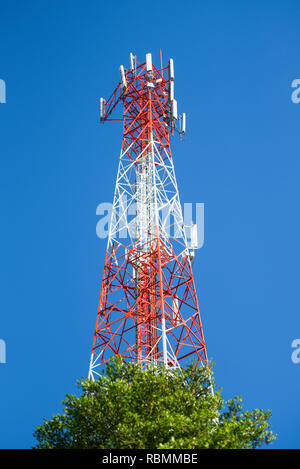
0,0,299,449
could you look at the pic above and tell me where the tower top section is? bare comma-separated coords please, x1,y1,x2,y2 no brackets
99,52,186,137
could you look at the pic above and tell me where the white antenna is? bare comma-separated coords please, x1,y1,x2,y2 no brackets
172,99,178,120
130,52,135,71
119,65,127,89
146,53,152,72
169,58,174,81
191,223,198,250
100,97,105,121
182,112,186,134
170,81,174,101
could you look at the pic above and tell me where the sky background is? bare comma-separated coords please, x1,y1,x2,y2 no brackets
0,0,299,449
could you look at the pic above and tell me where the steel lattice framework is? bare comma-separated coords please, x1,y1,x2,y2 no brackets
88,53,209,380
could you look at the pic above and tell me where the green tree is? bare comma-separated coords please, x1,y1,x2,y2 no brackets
33,359,276,449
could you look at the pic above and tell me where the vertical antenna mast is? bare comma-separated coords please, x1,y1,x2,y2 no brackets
89,52,208,379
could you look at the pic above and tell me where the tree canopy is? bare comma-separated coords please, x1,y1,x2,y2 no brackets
34,359,276,449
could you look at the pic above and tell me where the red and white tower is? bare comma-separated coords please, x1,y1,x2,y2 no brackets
88,53,209,380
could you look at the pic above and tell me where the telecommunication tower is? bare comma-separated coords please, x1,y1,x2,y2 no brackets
88,53,209,380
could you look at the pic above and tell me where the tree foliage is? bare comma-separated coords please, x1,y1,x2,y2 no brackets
34,359,276,449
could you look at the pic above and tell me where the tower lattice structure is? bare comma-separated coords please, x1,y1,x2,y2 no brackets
88,53,209,380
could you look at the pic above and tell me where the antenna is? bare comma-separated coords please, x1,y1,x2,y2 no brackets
169,58,174,81
191,222,198,250
146,53,152,72
119,65,127,89
182,112,186,134
170,81,174,101
130,52,135,71
100,97,105,121
172,99,178,120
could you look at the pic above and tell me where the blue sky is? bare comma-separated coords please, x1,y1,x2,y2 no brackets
0,0,300,448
